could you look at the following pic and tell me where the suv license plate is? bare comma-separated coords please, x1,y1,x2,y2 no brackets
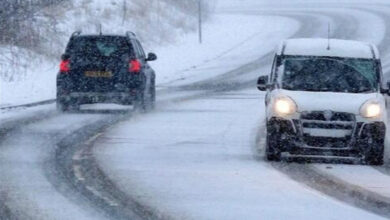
85,71,112,78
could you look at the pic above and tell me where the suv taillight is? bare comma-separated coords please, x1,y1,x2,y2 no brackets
129,59,141,73
60,60,70,73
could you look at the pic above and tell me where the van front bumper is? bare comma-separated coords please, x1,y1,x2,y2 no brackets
267,117,386,158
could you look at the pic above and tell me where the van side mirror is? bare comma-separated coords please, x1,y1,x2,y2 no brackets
257,76,269,91
146,52,157,61
386,81,390,95
61,54,70,60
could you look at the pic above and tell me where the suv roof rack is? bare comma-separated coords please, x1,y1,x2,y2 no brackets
281,40,287,56
72,31,82,37
126,31,137,38
369,44,376,59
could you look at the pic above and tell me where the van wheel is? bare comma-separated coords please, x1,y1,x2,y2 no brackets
364,141,384,166
266,129,282,161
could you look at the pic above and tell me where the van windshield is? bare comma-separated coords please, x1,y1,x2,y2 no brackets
281,56,379,93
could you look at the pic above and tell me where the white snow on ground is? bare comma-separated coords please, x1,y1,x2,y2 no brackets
0,104,54,125
0,48,57,106
219,6,386,46
94,89,384,220
314,165,390,197
153,14,299,86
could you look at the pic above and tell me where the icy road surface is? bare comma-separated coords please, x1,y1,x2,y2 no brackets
3,0,390,219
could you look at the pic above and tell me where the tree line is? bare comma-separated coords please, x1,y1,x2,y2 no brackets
0,0,67,47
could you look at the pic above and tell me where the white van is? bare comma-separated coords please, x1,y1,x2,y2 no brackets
257,38,388,165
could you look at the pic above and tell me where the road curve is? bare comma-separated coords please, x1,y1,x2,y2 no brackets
2,2,390,220
85,3,390,220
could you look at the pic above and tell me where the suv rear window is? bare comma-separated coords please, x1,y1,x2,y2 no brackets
66,36,131,58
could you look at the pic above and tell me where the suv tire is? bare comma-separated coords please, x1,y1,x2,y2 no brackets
57,99,80,112
57,100,70,112
149,83,156,110
134,85,155,112
134,90,148,113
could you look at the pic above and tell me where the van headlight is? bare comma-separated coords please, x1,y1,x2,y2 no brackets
360,100,382,118
273,96,297,116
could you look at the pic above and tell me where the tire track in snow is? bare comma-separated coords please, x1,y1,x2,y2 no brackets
47,114,165,220
0,108,58,219
52,123,173,220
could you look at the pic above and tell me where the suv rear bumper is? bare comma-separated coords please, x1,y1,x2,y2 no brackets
58,92,138,105
56,72,145,92
267,117,386,158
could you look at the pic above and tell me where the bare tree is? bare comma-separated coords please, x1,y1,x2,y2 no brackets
0,0,68,48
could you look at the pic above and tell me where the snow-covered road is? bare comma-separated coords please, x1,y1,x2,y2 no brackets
91,2,390,220
3,0,390,219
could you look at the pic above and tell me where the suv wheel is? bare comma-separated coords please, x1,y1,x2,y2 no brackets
134,91,148,112
57,100,70,112
149,83,156,110
57,99,80,112
134,86,155,112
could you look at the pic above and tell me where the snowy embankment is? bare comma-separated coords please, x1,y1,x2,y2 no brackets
154,15,299,86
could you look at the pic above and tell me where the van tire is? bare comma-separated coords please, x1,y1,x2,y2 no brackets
364,142,384,166
266,130,282,162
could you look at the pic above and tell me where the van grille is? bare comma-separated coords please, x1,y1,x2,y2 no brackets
301,111,355,122
300,111,356,148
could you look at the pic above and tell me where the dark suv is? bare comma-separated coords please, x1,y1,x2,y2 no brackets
57,31,157,111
